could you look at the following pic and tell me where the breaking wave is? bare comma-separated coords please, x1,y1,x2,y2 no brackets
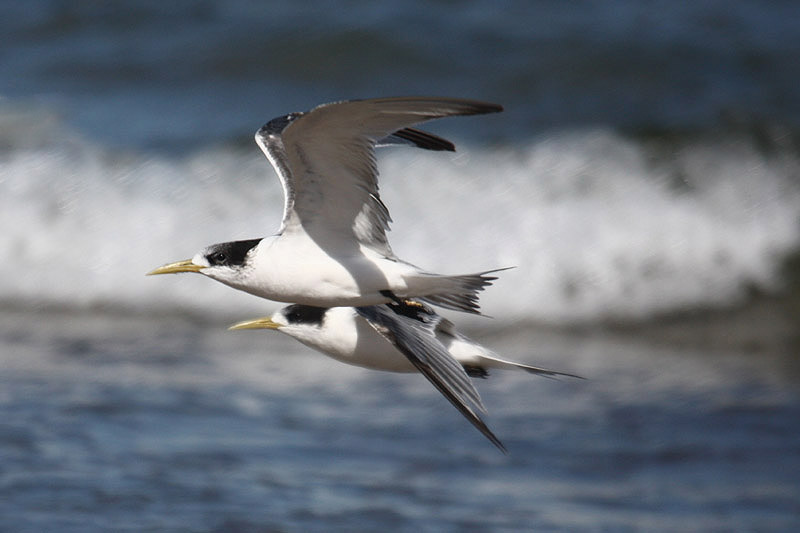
2,104,798,325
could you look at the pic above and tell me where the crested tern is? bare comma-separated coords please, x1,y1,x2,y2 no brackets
148,97,503,314
230,300,582,453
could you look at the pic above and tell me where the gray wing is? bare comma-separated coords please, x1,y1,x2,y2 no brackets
254,97,502,256
355,302,507,453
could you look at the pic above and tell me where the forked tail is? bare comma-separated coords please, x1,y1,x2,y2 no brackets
487,358,585,380
415,267,512,315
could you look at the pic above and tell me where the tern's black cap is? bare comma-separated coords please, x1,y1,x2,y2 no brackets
204,239,261,267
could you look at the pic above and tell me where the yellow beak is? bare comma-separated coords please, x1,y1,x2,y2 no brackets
146,259,205,276
228,317,281,331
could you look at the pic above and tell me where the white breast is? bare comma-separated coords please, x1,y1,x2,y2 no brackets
292,307,417,373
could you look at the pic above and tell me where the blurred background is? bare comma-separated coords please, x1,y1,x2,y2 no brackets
1,1,798,532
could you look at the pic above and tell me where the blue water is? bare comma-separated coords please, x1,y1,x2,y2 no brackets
1,2,800,531
1,311,798,532
2,1,799,151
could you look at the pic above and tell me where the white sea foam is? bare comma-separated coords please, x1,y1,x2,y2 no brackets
1,107,798,324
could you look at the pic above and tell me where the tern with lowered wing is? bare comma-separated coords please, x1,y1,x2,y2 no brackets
230,300,582,452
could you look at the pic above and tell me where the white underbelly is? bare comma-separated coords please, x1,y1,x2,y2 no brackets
296,311,417,373
249,239,413,306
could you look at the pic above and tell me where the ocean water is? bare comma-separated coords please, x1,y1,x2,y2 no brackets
2,311,798,532
1,2,799,531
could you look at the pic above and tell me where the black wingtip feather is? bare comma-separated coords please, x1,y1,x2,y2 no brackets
471,102,504,115
392,127,456,152
355,304,507,454
403,351,508,454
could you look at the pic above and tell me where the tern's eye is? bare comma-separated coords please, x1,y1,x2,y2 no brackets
210,251,227,265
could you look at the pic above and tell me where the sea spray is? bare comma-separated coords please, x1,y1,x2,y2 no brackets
2,108,798,324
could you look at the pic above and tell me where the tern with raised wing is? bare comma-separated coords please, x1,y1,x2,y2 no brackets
148,97,504,313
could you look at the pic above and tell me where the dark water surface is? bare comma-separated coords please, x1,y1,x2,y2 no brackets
1,311,798,532
1,0,799,151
